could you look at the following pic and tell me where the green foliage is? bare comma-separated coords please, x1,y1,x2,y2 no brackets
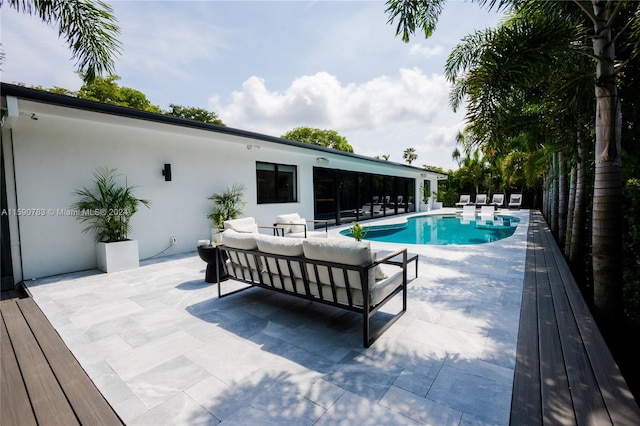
3,0,121,82
348,222,368,241
207,184,246,230
385,0,446,42
71,168,150,242
77,75,162,113
165,104,226,126
403,147,417,165
37,77,228,123
281,127,354,153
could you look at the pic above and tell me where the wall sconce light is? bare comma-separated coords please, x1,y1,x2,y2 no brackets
162,163,172,181
316,157,329,165
420,173,427,177
246,144,261,150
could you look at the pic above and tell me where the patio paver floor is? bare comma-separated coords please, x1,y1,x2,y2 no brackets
26,209,529,425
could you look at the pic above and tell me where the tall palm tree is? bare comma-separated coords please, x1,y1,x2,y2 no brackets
452,147,461,167
386,0,640,325
1,0,121,82
403,147,417,165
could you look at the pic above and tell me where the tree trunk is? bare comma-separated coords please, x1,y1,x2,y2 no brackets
550,153,559,236
591,0,623,325
558,152,567,249
569,139,586,269
565,161,576,258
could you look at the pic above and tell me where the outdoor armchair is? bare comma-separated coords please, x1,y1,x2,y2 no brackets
274,213,329,238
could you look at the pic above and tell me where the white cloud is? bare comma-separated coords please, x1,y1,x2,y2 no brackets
212,68,451,131
210,68,463,170
409,44,446,58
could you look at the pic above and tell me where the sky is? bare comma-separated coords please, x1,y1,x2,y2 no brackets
1,1,504,170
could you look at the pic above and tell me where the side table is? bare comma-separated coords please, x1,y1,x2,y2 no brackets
197,244,229,283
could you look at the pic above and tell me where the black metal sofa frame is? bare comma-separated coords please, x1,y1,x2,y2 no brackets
215,246,408,347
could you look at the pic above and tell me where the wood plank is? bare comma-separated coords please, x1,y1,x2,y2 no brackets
533,220,576,426
510,224,542,424
540,227,610,425
541,223,640,425
1,308,37,426
17,298,124,425
1,300,80,426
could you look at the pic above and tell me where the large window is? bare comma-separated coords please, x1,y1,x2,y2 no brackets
256,162,297,203
313,167,415,225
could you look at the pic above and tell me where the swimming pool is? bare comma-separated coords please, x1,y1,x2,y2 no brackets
340,214,521,245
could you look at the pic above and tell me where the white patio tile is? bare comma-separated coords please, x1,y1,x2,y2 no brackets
316,390,420,425
24,210,530,425
427,364,512,424
380,385,463,425
128,392,218,426
106,330,203,380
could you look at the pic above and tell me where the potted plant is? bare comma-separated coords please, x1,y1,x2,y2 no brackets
71,167,150,273
207,183,246,243
348,221,368,241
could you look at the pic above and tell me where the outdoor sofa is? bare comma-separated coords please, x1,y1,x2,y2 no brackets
216,229,409,347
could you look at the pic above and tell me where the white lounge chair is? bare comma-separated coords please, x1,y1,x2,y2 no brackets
461,204,476,216
474,194,488,206
455,194,471,208
479,205,495,217
489,194,505,208
508,194,522,209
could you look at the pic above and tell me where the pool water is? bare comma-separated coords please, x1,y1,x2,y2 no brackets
340,214,521,245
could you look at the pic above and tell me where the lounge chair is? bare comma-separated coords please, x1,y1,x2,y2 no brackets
461,204,476,216
455,194,472,208
274,213,329,238
474,194,488,206
358,203,372,215
508,193,522,209
489,194,505,208
479,205,495,217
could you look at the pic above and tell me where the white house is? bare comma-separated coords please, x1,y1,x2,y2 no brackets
1,83,447,285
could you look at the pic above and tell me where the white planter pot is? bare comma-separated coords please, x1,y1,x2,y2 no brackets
96,240,140,273
211,228,223,244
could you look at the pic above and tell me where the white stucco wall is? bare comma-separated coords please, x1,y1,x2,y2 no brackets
3,97,443,280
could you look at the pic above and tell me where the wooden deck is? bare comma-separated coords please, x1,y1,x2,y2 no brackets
511,211,640,425
1,294,123,426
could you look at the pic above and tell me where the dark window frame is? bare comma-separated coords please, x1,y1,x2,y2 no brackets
256,161,298,204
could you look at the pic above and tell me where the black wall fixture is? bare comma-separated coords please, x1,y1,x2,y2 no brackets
162,163,172,181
